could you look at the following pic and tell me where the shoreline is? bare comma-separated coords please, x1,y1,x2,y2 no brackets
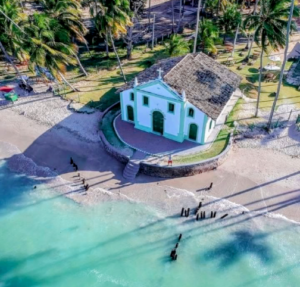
1,139,299,227
0,105,300,223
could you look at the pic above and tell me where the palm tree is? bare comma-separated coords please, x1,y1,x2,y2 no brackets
0,0,28,84
24,13,78,91
94,0,132,83
218,3,241,44
166,34,190,56
245,0,258,61
39,0,89,76
217,0,231,16
244,0,298,117
193,0,202,53
198,19,219,54
268,0,299,128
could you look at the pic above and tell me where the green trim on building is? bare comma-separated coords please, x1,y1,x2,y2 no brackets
136,79,182,100
143,95,149,106
164,132,183,143
120,91,125,121
135,122,152,133
150,109,164,135
133,88,138,126
136,89,182,104
168,102,175,113
178,101,186,141
187,107,195,118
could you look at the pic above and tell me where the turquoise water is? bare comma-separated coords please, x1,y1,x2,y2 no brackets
1,161,300,287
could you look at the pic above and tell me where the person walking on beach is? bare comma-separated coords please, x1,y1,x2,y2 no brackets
168,155,173,166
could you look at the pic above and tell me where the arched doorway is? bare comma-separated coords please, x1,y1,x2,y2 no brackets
189,123,198,141
152,111,164,135
127,106,134,121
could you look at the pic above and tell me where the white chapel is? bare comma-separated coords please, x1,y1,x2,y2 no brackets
118,53,241,144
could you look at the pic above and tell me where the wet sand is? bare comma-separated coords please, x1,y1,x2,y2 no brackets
0,107,299,223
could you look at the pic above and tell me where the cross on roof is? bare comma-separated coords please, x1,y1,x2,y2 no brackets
157,68,163,79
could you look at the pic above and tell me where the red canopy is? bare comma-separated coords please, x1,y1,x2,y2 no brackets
0,86,14,93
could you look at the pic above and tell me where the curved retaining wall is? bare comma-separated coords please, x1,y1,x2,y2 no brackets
99,102,233,178
99,102,130,165
140,136,232,178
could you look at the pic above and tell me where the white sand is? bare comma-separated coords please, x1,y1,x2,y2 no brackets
0,88,299,223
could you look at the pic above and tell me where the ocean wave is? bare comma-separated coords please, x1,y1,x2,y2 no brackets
1,141,74,195
1,140,299,226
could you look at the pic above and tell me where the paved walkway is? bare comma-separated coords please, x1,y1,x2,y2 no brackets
114,90,243,157
115,115,199,156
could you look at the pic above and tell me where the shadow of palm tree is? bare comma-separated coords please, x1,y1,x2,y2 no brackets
202,231,274,270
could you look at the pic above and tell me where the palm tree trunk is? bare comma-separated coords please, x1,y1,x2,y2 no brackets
231,24,239,57
176,0,183,33
109,31,127,83
0,41,27,85
255,49,264,117
246,0,258,60
148,0,152,28
171,0,175,33
268,0,295,129
193,0,202,53
58,71,79,92
74,53,88,77
126,25,134,60
217,0,221,17
152,14,156,50
105,33,109,58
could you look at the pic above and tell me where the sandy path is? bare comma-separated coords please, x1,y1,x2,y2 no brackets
1,105,300,222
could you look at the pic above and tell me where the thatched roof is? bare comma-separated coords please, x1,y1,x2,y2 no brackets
119,53,242,120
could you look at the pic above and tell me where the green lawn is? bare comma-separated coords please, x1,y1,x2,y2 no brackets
172,128,231,165
56,45,168,111
217,44,300,111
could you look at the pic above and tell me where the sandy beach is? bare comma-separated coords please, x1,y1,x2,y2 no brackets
0,91,299,224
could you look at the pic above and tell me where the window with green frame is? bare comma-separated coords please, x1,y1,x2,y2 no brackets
143,96,149,106
168,103,175,113
130,92,134,101
188,108,194,117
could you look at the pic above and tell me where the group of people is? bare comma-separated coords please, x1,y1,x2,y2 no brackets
70,157,78,171
70,157,90,192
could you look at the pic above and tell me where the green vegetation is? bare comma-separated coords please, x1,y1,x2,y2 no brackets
217,44,300,111
100,104,134,156
172,129,230,165
55,44,167,111
1,0,299,165
166,35,190,57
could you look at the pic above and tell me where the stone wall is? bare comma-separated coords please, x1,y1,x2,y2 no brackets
139,134,233,177
100,102,233,178
99,102,130,165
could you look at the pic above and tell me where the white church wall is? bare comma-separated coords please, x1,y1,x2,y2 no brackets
140,81,180,100
120,88,134,121
205,118,216,142
184,102,206,144
135,90,182,138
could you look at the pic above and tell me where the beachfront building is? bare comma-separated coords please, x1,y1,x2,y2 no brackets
119,53,241,144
